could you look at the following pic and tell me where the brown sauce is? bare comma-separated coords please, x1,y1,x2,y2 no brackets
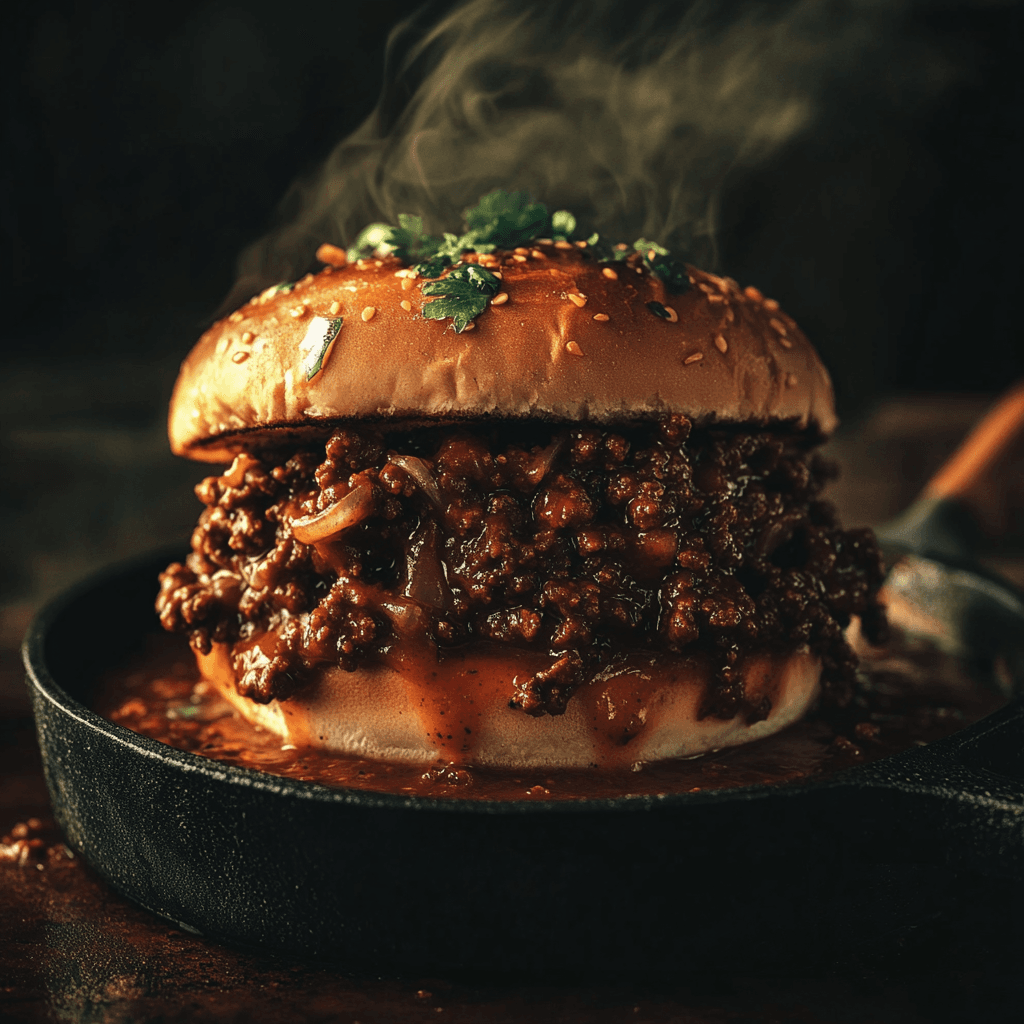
94,633,1005,802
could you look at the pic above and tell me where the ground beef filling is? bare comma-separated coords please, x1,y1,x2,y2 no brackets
157,415,886,719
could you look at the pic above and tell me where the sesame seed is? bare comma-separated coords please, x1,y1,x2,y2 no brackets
228,311,244,323
374,260,383,267
491,292,509,306
707,294,724,304
593,313,610,321
664,306,678,323
698,283,715,295
635,267,643,274
715,334,728,353
215,337,230,355
531,249,546,259
232,350,249,364
329,300,341,315
361,306,376,322
299,273,314,285
778,336,793,349
566,341,584,356
537,238,552,245
462,321,476,331
548,268,560,277
554,240,573,249
401,278,415,291
568,293,587,307
770,317,787,335
744,286,763,302
575,240,588,248
514,247,530,256
492,271,502,279
684,352,704,365
400,300,412,312
289,306,308,318
394,269,412,278
615,243,629,251
356,259,370,270
726,307,735,323
512,254,528,262
763,298,780,311
602,267,618,280
786,373,798,387
241,331,253,343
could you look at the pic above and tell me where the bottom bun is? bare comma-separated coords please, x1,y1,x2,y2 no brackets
198,643,820,769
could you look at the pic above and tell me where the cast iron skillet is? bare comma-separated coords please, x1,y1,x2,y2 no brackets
22,391,1024,976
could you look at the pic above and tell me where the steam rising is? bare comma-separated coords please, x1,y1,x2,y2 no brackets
232,0,943,305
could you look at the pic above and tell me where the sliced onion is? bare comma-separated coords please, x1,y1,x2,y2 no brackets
522,433,567,488
402,519,450,609
379,596,429,638
388,454,444,510
291,482,375,544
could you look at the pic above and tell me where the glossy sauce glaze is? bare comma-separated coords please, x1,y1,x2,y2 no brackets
95,632,1005,802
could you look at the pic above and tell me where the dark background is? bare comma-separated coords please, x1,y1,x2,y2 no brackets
3,0,1021,395
2,8,1024,1016
0,0,1021,618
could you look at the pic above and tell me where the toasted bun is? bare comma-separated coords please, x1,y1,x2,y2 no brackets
170,246,836,463
198,643,820,769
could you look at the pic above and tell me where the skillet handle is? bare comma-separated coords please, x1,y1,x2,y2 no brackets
924,380,1024,543
876,381,1024,561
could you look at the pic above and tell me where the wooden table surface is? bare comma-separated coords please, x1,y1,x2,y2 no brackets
3,390,1024,1023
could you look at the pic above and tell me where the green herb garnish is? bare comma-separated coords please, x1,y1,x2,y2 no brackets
421,264,501,333
342,190,690,332
550,209,576,241
633,239,691,294
348,191,577,275
346,213,445,265
584,233,632,264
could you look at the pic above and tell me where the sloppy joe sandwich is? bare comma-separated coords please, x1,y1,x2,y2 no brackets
157,192,886,769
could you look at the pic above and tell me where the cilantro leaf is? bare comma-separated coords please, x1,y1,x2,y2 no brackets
420,262,501,333
421,279,488,301
448,263,501,292
633,238,691,294
550,209,576,240
347,215,443,263
586,233,631,263
422,292,489,333
413,254,453,279
346,222,397,262
461,190,550,250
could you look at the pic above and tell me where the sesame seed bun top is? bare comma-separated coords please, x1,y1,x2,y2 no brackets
169,243,837,463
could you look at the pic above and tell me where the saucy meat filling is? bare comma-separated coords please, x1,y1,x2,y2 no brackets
156,415,886,718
